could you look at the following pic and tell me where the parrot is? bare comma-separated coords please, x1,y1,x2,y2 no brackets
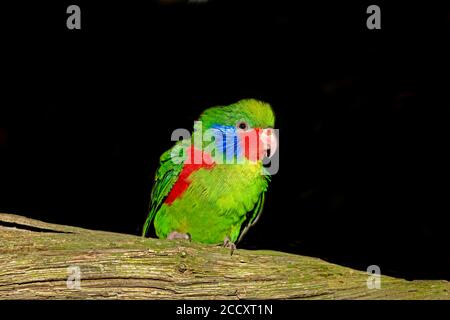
142,99,277,251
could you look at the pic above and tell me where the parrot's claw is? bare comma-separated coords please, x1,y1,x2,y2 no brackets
223,237,237,256
167,231,191,241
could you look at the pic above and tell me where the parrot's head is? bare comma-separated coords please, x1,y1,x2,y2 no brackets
197,99,277,162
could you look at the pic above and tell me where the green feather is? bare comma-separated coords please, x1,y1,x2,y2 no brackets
142,141,186,237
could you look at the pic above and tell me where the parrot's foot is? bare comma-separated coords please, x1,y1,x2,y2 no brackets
223,237,237,256
167,231,191,241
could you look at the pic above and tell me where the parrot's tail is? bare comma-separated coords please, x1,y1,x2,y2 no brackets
142,210,156,237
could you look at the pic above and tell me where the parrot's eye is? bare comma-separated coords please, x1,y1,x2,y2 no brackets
237,121,249,130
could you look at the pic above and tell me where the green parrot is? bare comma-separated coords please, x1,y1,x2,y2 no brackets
142,99,277,250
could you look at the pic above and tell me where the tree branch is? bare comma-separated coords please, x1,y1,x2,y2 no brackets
0,213,448,299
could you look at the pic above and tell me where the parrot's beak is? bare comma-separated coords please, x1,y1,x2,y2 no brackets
260,128,278,158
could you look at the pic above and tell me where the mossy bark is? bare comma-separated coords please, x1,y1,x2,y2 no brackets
0,213,448,300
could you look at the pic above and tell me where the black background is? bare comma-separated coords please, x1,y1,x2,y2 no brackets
1,1,449,280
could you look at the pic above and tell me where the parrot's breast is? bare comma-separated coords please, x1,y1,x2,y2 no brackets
154,162,268,244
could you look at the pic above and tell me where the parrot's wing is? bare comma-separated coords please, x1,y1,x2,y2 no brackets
236,174,271,243
142,141,187,237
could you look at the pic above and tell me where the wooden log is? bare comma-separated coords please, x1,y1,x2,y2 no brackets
0,213,448,299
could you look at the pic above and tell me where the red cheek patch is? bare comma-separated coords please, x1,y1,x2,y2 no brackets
239,128,265,161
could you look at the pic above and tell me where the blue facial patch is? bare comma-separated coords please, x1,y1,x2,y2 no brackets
210,124,241,161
